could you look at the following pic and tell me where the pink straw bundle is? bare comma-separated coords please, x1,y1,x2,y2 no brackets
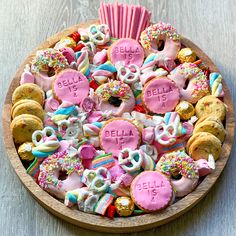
99,1,151,41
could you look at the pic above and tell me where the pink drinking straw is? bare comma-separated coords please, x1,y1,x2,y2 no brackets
126,5,132,38
109,3,115,38
122,4,128,38
136,7,148,41
131,6,141,39
118,3,123,38
114,1,119,38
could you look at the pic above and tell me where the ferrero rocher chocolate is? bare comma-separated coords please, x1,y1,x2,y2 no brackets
54,36,76,49
114,196,135,216
175,101,195,120
177,48,197,63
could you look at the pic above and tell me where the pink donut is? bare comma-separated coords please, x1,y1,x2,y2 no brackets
31,48,69,92
156,150,199,197
38,151,84,199
94,80,135,116
168,63,209,103
140,22,181,58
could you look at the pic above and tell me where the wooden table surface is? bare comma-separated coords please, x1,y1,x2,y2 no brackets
0,0,236,235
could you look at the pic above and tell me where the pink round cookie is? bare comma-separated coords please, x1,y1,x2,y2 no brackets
53,69,89,104
110,38,144,67
142,77,180,114
130,171,173,212
100,119,140,157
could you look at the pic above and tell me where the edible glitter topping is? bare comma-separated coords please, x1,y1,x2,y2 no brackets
31,48,69,73
157,150,199,179
95,80,132,102
140,22,180,49
38,151,84,189
176,62,209,99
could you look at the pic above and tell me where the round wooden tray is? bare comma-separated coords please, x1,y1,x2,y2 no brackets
2,20,235,233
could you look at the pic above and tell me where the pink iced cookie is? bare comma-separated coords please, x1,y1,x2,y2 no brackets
142,77,180,114
100,118,140,157
110,38,144,67
53,69,89,104
130,171,173,212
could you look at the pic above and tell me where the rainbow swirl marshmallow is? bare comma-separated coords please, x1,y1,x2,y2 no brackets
209,72,224,97
140,22,181,58
92,61,117,84
168,62,209,103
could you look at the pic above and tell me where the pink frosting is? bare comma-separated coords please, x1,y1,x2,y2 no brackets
44,97,60,113
53,69,89,104
59,47,75,64
78,144,97,160
35,72,54,92
100,119,140,157
131,171,172,211
143,77,180,114
195,159,212,177
93,49,108,65
20,71,35,84
171,177,198,197
110,38,144,67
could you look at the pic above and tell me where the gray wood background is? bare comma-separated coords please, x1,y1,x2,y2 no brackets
0,0,236,235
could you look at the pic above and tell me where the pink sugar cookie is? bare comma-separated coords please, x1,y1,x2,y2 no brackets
110,38,144,67
99,118,140,157
142,77,180,114
53,69,89,105
130,171,173,212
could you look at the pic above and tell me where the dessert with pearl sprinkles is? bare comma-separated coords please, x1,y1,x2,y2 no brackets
10,2,227,219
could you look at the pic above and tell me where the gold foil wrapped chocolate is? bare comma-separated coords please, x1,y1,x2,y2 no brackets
177,48,197,63
18,142,35,161
114,196,135,216
54,36,76,50
175,101,195,120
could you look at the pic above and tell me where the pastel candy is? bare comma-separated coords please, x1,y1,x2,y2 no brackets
93,49,108,65
110,38,144,67
100,119,140,157
76,48,90,76
91,152,115,169
209,72,224,97
78,144,97,160
142,77,180,114
83,122,102,137
130,171,173,212
53,69,89,105
94,193,114,215
44,97,60,113
59,47,75,64
92,61,117,84
20,71,35,84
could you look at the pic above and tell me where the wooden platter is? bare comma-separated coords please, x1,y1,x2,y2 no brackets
2,20,235,233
